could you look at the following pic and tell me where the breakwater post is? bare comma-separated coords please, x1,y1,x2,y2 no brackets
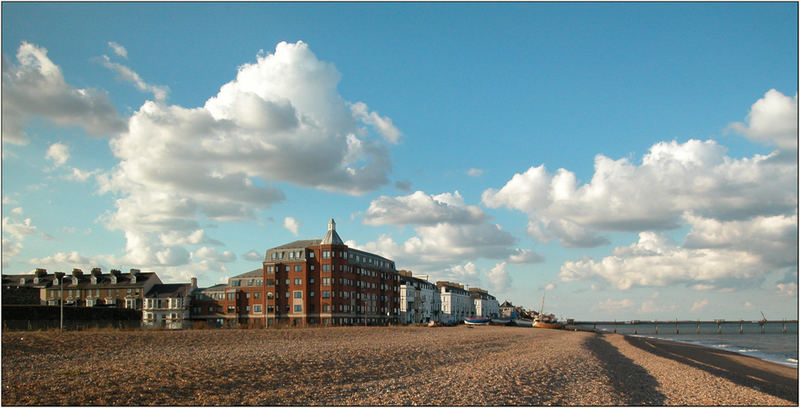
783,320,787,334
675,319,679,334
696,321,700,334
739,320,743,334
655,323,659,334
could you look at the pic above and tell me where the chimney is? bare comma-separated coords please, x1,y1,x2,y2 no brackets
72,268,84,278
90,268,102,284
130,269,140,283
33,268,47,284
191,277,197,289
110,269,121,284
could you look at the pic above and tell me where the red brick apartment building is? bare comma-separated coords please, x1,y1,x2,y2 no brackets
192,219,401,327
263,219,400,327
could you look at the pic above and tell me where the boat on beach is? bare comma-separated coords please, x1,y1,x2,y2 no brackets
512,318,533,327
490,318,512,326
464,317,491,325
532,291,565,330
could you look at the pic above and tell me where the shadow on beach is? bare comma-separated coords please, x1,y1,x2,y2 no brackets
585,333,666,405
622,335,798,404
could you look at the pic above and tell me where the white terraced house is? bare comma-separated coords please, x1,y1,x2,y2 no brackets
399,271,441,324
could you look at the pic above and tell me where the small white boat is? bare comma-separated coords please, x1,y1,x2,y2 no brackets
464,317,491,325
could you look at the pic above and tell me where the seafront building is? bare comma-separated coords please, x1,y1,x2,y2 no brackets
2,267,162,309
469,287,499,319
4,219,505,329
437,281,474,324
142,279,196,329
262,219,401,327
399,271,441,324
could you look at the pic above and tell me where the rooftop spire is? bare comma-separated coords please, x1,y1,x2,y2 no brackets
321,218,344,245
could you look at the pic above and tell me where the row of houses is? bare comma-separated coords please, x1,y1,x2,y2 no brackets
2,219,500,329
398,272,499,325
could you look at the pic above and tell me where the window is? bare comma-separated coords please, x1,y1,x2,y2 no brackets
294,305,302,312
322,278,330,286
267,279,275,286
310,265,315,271
322,291,331,298
231,280,241,287
285,266,290,272
294,291,302,299
208,306,214,312
294,278,302,285
254,305,262,313
322,264,330,273
267,292,274,299
285,292,290,299
246,305,251,312
309,251,315,258
322,251,330,259
267,305,274,313
285,279,290,285
310,291,315,297
267,266,274,273
255,292,261,299
227,293,235,301
247,280,253,286
310,278,315,284
228,306,235,312
323,304,331,312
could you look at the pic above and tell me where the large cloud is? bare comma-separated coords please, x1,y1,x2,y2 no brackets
2,42,126,145
358,190,543,270
559,231,764,290
364,190,487,226
483,138,796,247
98,41,398,268
729,89,797,153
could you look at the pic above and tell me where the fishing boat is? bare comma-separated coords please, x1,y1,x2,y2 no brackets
464,317,491,325
533,318,565,329
532,291,565,330
512,318,533,327
490,318,512,326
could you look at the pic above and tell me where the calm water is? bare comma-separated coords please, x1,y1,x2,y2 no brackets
577,322,798,367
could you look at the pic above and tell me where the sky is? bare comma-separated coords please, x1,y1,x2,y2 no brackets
1,2,797,321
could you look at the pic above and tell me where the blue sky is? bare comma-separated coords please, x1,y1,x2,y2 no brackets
2,2,797,320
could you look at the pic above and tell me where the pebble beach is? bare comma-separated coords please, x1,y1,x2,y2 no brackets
2,326,796,406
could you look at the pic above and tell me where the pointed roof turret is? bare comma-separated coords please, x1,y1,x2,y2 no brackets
320,218,344,245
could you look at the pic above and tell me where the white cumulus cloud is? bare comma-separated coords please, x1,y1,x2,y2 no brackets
364,190,487,226
2,41,126,145
98,41,398,269
284,217,301,236
45,142,70,167
729,89,797,153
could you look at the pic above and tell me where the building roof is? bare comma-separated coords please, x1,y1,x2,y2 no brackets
145,283,193,298
231,269,262,279
2,270,161,289
197,284,227,292
320,218,344,245
271,239,322,250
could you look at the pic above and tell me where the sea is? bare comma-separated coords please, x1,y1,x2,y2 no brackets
575,321,798,368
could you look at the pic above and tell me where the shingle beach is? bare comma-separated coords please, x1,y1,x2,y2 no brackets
2,326,796,406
